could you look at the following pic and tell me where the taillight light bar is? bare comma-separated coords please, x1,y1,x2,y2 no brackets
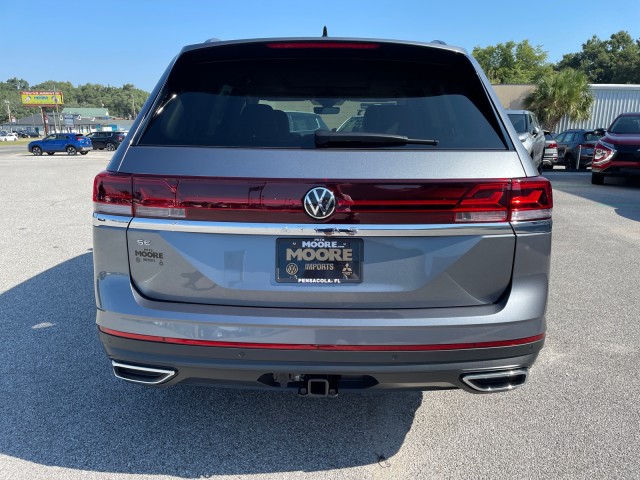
266,42,380,50
93,173,552,224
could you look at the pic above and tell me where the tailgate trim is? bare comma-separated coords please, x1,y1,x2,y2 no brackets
126,218,514,237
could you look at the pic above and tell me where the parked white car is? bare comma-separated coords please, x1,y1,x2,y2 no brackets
0,130,18,141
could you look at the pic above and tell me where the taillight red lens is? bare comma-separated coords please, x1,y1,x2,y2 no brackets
453,183,510,222
93,175,553,223
93,172,133,215
510,177,553,221
548,142,557,148
133,177,185,218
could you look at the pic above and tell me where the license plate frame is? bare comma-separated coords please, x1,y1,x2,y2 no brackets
276,237,363,284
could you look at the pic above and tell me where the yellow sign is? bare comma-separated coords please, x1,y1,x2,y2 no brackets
20,91,64,106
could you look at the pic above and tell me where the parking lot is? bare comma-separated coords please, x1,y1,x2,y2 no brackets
0,149,639,479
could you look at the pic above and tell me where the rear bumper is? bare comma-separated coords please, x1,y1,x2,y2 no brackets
592,161,640,175
99,330,544,393
543,150,558,165
95,270,548,393
93,217,551,393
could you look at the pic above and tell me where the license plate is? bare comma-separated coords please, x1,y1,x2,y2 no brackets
276,237,363,284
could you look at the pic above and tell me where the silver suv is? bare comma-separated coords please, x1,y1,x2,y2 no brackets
506,109,546,173
93,37,552,395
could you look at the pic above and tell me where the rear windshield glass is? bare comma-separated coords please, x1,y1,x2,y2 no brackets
609,115,640,134
139,42,508,150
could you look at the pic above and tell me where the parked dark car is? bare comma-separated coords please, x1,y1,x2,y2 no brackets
93,37,552,395
505,110,545,173
18,130,40,138
591,113,640,185
85,131,126,151
542,132,558,168
28,133,92,155
554,129,603,170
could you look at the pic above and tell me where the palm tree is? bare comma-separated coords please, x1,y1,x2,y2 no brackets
524,68,593,132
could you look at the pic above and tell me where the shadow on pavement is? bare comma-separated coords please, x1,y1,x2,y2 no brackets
545,171,640,223
0,253,420,477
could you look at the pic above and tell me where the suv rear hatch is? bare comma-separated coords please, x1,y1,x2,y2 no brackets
95,39,551,309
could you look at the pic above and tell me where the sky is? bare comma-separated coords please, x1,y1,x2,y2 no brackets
2,0,640,93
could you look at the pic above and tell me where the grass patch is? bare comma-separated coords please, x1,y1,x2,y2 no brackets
0,138,33,147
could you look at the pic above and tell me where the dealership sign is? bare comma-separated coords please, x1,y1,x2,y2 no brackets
20,91,64,106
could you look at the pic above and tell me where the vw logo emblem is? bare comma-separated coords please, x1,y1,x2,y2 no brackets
303,187,336,220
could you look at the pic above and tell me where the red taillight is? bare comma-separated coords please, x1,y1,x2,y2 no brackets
93,171,133,215
548,142,557,148
93,175,552,223
133,177,185,218
453,182,510,222
592,142,616,167
510,177,553,221
266,42,380,50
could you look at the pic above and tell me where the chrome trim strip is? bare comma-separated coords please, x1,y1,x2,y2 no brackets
126,218,515,237
93,213,132,228
111,361,176,385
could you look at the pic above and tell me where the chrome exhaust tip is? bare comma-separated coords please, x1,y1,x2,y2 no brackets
461,368,528,393
111,361,176,385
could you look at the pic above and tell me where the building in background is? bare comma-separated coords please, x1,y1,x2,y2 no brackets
3,107,133,134
493,84,640,132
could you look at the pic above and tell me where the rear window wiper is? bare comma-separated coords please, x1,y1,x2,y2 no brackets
315,130,438,147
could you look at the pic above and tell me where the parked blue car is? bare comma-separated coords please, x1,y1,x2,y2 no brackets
28,133,92,156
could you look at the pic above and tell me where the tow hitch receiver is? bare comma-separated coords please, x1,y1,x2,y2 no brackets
298,376,339,397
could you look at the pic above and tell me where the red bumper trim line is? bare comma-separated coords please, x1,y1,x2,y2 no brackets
99,327,545,351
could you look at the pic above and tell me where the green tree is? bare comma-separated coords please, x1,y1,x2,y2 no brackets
32,80,78,106
557,31,640,83
6,77,29,91
524,69,593,131
472,40,552,84
0,78,32,122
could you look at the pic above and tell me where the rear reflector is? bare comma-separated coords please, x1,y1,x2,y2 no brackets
93,173,552,224
100,326,545,351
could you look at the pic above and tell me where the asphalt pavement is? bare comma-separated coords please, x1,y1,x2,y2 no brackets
0,150,639,479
